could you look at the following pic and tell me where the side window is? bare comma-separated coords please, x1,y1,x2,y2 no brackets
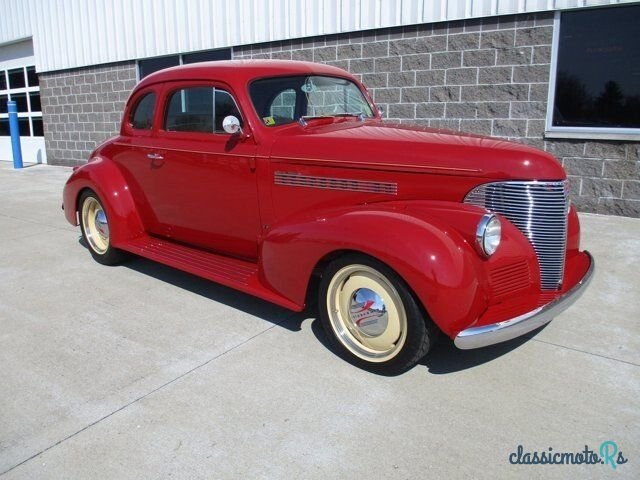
165,87,213,133
130,92,156,130
269,89,297,122
165,87,242,133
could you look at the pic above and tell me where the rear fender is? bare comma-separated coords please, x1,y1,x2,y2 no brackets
62,156,144,245
261,201,492,336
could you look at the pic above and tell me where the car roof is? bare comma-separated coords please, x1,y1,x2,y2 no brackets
134,60,355,92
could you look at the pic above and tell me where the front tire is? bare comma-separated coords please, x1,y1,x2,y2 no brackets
319,254,435,375
79,190,127,266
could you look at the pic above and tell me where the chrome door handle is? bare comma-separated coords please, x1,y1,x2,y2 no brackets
147,153,164,160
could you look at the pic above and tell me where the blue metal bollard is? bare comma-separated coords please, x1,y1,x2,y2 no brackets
8,100,24,169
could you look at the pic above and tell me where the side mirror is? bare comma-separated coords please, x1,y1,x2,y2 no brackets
222,115,242,135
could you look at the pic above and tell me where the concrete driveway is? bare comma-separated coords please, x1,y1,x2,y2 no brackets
0,162,638,479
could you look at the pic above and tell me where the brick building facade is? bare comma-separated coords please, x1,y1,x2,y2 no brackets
38,12,640,217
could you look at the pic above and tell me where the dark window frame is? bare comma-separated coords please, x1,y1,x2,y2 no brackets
138,55,180,80
546,7,640,139
137,48,232,80
182,49,231,65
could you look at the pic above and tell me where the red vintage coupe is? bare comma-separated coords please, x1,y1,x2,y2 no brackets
63,60,593,374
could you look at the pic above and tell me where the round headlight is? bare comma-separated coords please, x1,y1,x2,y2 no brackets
476,214,501,257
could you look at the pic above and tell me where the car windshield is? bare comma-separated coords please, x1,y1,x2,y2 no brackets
249,75,374,127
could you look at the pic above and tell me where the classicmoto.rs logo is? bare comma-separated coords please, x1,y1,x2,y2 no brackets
509,441,628,470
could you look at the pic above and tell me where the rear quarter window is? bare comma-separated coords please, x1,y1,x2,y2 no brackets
130,92,156,130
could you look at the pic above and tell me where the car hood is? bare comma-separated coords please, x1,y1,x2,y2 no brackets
268,120,565,180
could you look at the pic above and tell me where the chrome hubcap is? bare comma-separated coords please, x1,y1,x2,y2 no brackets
349,288,389,337
82,197,109,255
327,264,407,363
94,210,109,239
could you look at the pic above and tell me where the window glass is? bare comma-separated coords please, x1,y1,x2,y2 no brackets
8,68,25,89
269,89,297,122
130,92,156,130
0,118,32,136
250,75,374,127
0,66,41,137
26,66,39,87
29,92,41,112
11,92,28,112
165,87,214,132
553,5,640,129
165,87,242,133
32,117,44,136
182,48,231,64
18,117,30,136
214,90,242,132
138,56,180,79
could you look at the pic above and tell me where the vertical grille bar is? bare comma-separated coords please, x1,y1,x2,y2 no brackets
464,181,569,290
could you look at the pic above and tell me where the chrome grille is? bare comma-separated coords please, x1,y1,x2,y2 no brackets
464,181,569,290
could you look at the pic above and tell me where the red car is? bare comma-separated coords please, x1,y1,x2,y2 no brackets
63,60,594,374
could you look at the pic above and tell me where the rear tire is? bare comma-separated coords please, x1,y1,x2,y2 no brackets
79,190,128,266
318,254,435,375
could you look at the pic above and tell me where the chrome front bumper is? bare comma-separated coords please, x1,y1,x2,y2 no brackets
454,251,594,350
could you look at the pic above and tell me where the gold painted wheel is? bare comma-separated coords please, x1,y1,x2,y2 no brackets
326,264,408,363
81,196,110,255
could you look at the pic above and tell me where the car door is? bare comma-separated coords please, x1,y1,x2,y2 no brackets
112,86,165,234
140,81,261,260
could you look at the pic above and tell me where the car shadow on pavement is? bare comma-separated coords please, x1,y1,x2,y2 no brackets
310,315,547,376
418,330,543,374
122,256,311,332
79,238,546,373
78,237,318,332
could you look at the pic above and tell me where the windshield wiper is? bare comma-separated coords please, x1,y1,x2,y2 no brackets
333,112,367,121
298,115,334,127
299,113,366,127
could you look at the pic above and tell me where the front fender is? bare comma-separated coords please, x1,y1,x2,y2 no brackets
62,156,144,245
261,201,491,336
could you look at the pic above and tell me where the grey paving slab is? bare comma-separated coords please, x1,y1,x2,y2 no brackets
0,161,638,479
2,319,638,480
531,213,640,366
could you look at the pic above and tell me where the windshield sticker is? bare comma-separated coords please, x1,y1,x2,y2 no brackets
263,117,276,126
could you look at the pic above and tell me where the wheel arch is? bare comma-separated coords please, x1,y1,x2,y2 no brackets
260,202,489,337
309,248,437,328
63,156,145,246
76,186,94,211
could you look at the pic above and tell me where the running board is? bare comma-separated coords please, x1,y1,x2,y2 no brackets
118,235,302,311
